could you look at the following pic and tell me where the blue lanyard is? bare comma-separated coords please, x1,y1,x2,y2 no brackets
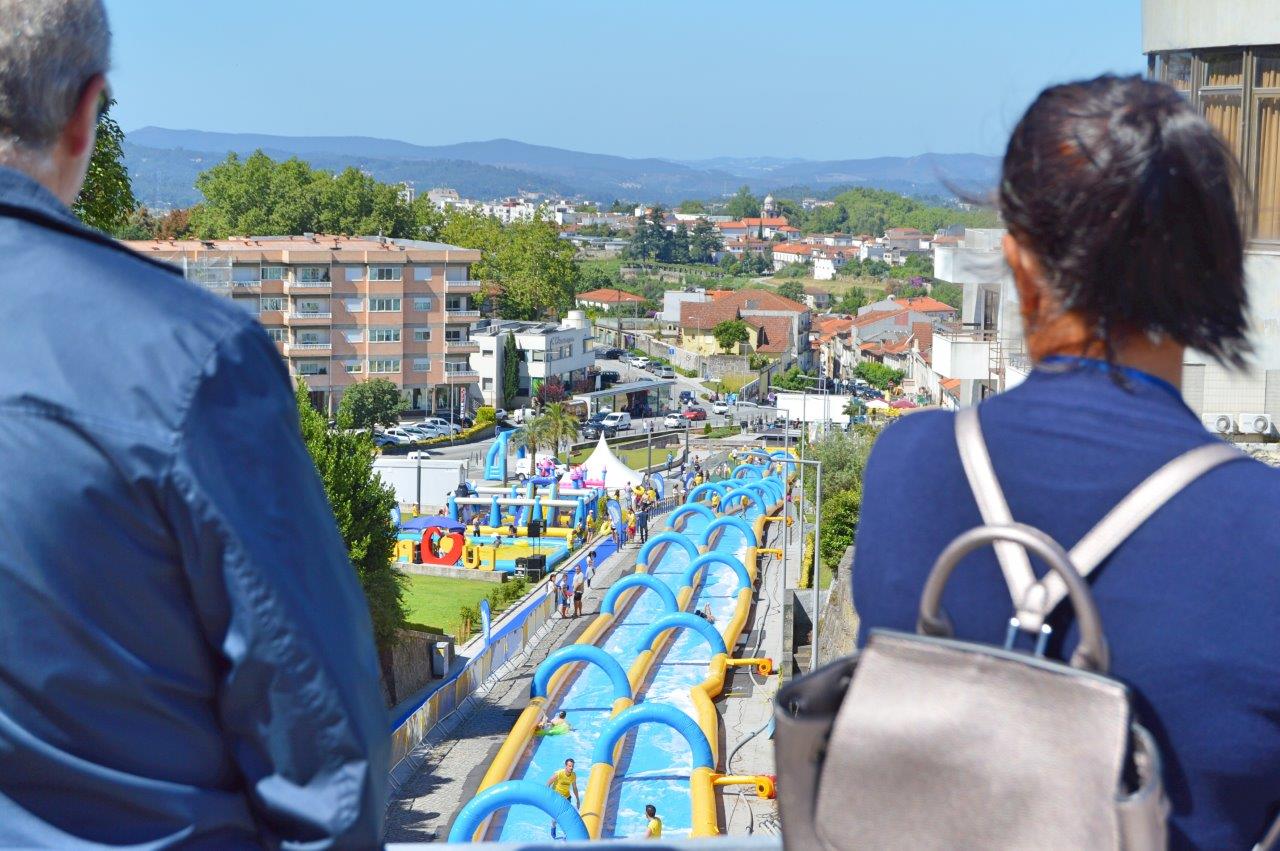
1039,356,1183,402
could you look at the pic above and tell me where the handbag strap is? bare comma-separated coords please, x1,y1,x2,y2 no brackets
955,406,1244,630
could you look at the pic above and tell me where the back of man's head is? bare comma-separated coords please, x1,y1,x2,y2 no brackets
0,0,108,166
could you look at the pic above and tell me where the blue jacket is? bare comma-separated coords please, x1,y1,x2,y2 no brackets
0,168,388,848
853,364,1280,849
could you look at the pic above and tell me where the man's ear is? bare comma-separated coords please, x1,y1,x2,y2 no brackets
60,74,105,161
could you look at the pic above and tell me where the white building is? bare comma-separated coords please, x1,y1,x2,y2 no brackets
1146,0,1280,433
469,311,595,407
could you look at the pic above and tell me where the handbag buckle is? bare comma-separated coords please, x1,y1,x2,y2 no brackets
1003,617,1052,657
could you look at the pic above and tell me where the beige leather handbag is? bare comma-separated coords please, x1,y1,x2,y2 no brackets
774,407,1248,850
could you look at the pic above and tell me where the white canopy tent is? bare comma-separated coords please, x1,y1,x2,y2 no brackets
561,435,644,490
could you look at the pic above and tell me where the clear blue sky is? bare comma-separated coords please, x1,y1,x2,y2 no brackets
102,0,1143,161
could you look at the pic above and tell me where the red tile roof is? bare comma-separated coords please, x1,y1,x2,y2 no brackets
898,296,956,314
852,309,901,329
771,243,814,256
717,288,809,314
680,300,741,330
716,217,791,230
747,315,793,353
577,288,645,303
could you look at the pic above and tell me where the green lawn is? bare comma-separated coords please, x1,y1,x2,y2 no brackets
569,443,673,470
402,574,498,638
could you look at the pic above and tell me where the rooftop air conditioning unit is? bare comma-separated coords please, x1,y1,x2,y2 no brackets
1237,412,1275,436
1202,412,1237,435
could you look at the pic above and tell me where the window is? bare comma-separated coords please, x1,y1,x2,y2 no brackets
265,327,286,341
1153,47,1280,240
413,266,433,281
412,358,431,372
343,329,364,343
529,350,546,362
345,265,364,281
232,265,260,283
445,266,468,281
369,266,402,281
297,362,327,376
344,297,364,313
298,266,331,283
413,328,432,342
296,299,326,314
370,327,401,343
413,297,433,311
344,360,363,374
445,329,463,342
262,266,285,281
446,297,464,311
260,296,284,312
482,378,493,390
370,297,401,312
370,359,401,373
1254,50,1280,240
445,360,470,373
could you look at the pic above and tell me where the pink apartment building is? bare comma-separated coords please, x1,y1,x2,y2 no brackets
123,234,484,415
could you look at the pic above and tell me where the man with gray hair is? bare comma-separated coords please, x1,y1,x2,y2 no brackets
0,2,388,847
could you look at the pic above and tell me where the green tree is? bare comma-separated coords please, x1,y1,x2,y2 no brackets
676,199,706,214
835,289,870,313
501,332,521,406
932,281,963,309
75,101,136,234
712,319,752,354
532,402,580,461
294,380,405,652
671,222,691,264
771,366,816,391
855,361,905,390
441,209,576,320
803,428,877,576
725,185,761,219
337,378,406,431
776,280,806,302
688,218,723,264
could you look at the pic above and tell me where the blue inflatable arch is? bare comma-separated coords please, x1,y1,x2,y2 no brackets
592,702,714,769
637,531,700,569
685,481,727,505
634,612,728,656
739,449,774,464
448,780,588,843
721,486,768,518
700,514,759,550
681,551,752,593
743,479,776,508
668,502,715,532
531,644,632,703
599,574,678,616
731,463,765,480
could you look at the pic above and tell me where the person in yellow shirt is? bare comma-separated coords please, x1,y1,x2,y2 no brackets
643,803,662,838
710,492,721,511
546,758,581,839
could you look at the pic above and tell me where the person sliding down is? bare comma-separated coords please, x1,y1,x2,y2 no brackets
643,803,662,839
535,710,572,736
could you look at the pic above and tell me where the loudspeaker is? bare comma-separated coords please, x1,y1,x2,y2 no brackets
527,519,543,538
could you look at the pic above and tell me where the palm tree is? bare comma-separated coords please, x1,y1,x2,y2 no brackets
539,402,581,462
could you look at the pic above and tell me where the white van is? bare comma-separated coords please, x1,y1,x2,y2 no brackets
601,411,632,431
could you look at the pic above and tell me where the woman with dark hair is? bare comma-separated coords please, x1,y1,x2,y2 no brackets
852,75,1280,850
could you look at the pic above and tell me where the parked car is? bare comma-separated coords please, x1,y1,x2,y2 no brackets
711,401,730,415
602,411,633,431
679,389,695,404
663,413,690,429
373,433,400,448
682,406,708,422
402,424,443,440
420,417,462,435
599,348,625,360
631,356,651,370
653,364,675,378
379,428,417,445
600,370,621,385
581,421,617,440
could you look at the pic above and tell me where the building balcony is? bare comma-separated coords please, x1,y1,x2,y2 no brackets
445,308,481,320
285,311,332,325
284,279,332,291
443,369,479,383
443,279,483,293
932,324,995,381
284,341,333,355
445,339,479,353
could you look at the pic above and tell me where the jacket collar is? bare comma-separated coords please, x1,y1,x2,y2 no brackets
0,165,81,228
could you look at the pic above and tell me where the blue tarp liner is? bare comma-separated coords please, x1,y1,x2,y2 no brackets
400,516,465,533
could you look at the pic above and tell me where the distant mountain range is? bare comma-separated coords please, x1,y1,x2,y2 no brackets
123,126,1000,209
